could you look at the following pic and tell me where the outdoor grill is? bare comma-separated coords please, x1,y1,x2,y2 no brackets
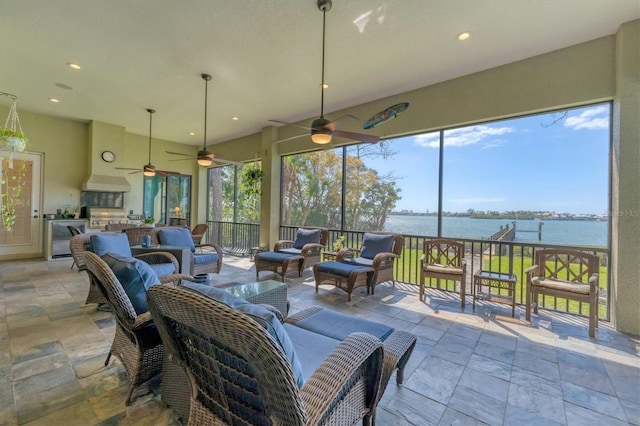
86,207,129,230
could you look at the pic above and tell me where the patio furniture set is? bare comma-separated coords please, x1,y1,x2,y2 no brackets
74,224,600,423
82,237,417,424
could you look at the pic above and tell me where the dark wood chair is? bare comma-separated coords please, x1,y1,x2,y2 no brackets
419,238,467,307
526,248,600,337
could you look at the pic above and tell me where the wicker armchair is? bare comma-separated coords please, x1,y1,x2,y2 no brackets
104,223,138,231
275,226,329,270
150,227,224,275
70,233,189,306
147,285,384,426
83,251,164,405
337,232,404,294
123,226,152,246
190,223,207,246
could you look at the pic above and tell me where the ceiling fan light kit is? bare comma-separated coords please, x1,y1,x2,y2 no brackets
269,0,380,146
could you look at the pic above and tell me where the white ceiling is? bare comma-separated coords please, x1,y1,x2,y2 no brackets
1,0,638,147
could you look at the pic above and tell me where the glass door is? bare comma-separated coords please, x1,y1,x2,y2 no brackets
143,173,191,226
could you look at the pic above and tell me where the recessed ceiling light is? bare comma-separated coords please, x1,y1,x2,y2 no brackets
48,98,60,103
232,116,239,121
457,32,471,41
189,132,196,136
67,62,81,70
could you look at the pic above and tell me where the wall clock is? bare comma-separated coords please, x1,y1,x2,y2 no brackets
101,150,116,163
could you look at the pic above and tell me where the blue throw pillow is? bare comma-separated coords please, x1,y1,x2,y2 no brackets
182,282,305,388
158,227,196,253
101,253,160,315
293,228,322,249
90,233,132,257
360,233,395,259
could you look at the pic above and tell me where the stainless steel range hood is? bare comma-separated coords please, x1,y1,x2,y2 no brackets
82,174,131,192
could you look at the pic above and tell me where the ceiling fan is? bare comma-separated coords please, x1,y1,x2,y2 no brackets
116,108,173,177
166,73,243,167
269,0,379,145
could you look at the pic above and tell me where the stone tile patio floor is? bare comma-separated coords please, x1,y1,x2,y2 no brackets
0,255,638,425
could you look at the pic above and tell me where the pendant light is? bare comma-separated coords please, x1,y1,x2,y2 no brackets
143,108,157,176
197,73,214,167
310,0,333,144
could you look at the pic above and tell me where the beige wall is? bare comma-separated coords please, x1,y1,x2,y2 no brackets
611,20,640,335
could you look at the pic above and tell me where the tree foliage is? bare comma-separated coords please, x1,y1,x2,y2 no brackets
282,148,401,231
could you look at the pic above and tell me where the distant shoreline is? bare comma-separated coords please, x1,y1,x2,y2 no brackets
389,212,607,222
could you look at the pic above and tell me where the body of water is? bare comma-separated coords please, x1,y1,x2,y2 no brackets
384,215,608,247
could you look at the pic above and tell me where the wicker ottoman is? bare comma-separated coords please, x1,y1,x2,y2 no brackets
313,261,374,301
255,251,304,282
286,305,417,392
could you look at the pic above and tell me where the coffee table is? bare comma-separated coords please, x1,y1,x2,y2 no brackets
131,244,192,274
224,280,289,317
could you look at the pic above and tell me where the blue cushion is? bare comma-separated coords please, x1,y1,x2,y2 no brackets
279,247,302,256
293,228,322,249
149,263,176,277
316,261,372,277
101,253,160,315
257,251,301,262
283,323,339,383
360,233,395,259
343,257,374,267
90,233,132,257
293,307,395,342
181,282,305,388
193,253,218,265
157,227,196,253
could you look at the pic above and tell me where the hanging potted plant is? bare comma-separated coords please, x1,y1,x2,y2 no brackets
1,158,27,231
240,157,265,221
0,93,29,231
241,164,265,198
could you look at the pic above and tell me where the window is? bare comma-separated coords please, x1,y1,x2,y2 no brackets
279,103,610,247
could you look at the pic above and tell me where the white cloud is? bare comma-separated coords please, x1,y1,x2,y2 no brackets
564,106,609,130
413,125,514,148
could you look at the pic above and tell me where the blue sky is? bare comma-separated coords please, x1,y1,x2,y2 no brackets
365,103,610,215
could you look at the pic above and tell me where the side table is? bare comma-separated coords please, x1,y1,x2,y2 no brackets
322,250,339,262
472,270,517,317
249,246,269,261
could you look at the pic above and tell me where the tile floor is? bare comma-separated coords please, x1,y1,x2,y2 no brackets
0,255,638,425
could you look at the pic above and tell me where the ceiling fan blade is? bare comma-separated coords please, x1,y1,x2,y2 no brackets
269,119,313,131
128,170,143,175
333,129,380,144
169,157,197,162
165,151,193,156
116,167,142,171
272,133,308,144
213,156,243,166
327,114,360,131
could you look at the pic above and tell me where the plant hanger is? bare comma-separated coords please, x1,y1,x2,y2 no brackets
166,74,242,167
269,0,379,145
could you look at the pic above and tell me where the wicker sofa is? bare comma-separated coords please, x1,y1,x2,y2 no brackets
149,284,385,425
156,282,416,424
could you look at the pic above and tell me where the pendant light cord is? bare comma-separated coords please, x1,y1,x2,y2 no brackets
320,8,326,119
202,74,211,150
147,109,153,163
